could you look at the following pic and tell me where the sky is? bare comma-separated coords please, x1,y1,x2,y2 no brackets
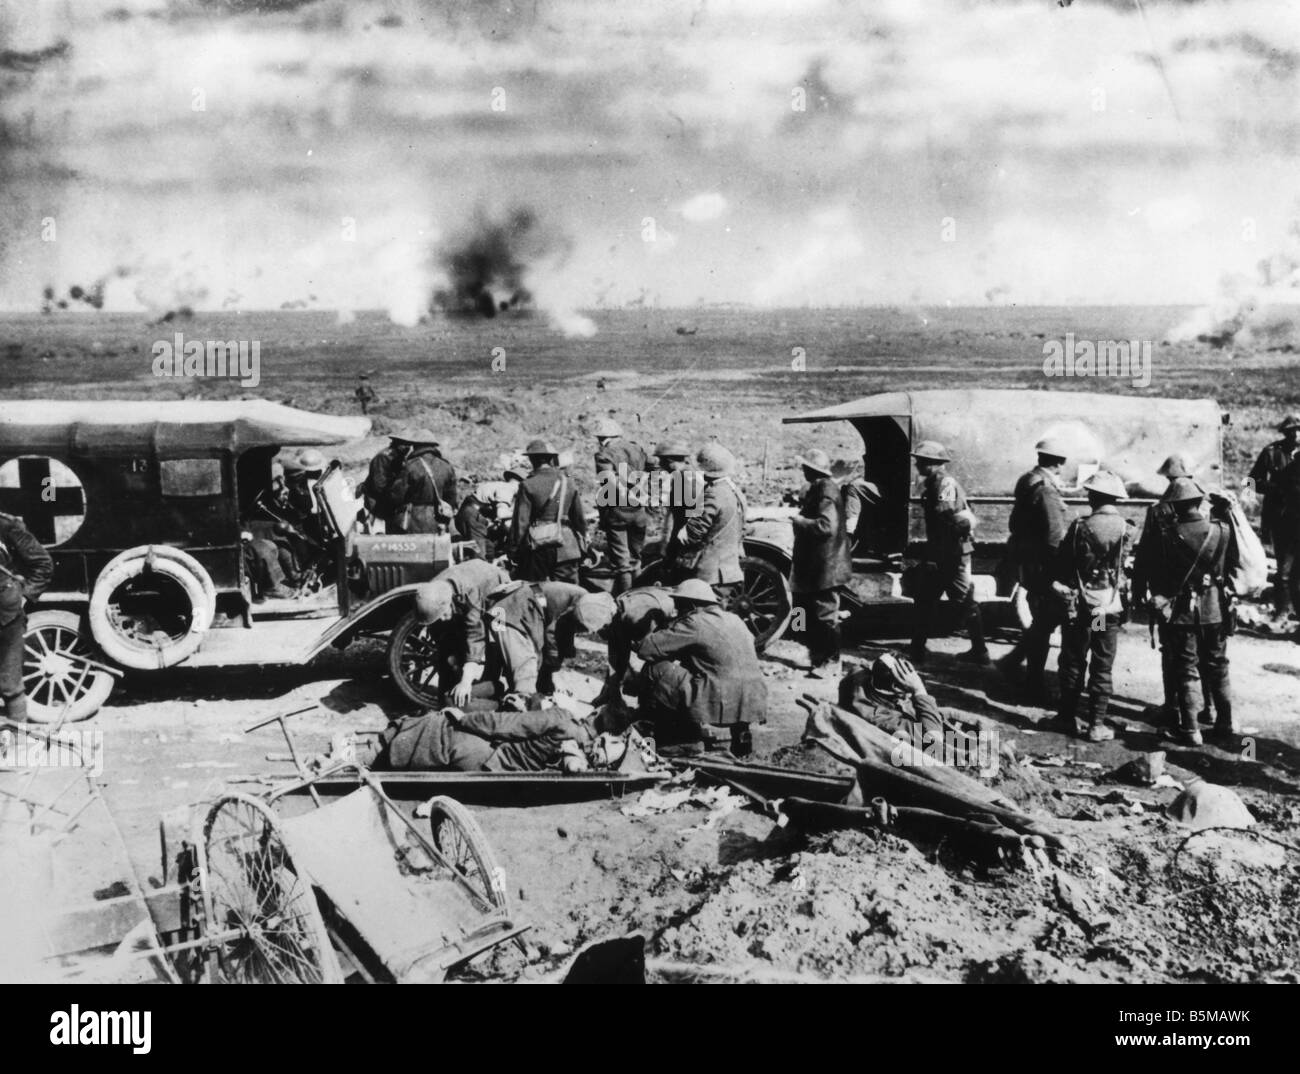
1,0,1298,319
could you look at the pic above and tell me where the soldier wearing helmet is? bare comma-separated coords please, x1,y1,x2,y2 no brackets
480,580,615,698
410,558,513,706
998,436,1070,700
1133,476,1240,747
1051,470,1133,742
631,578,767,753
791,448,853,678
510,439,589,583
668,442,746,600
387,427,458,535
649,439,701,548
360,430,417,531
1246,413,1300,554
592,417,651,594
908,440,988,665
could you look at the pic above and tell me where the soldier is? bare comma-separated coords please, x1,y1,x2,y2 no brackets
634,579,768,751
368,705,593,774
510,439,589,583
1051,471,1133,742
354,373,376,415
1246,413,1300,554
668,442,746,600
1140,454,1203,722
1271,450,1300,623
593,584,677,711
997,437,1069,698
455,460,525,559
1133,477,1239,747
388,428,458,535
650,440,701,548
791,448,852,678
0,511,54,723
360,431,413,530
908,440,988,665
480,580,615,698
592,418,650,594
409,558,513,706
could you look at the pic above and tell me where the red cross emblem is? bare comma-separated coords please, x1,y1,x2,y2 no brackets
0,456,87,546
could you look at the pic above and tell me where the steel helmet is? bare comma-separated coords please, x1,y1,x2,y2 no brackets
1034,436,1068,461
392,426,439,445
855,479,883,504
671,578,718,605
1082,470,1126,501
523,438,558,458
592,418,623,439
1157,453,1193,479
414,580,455,623
296,448,326,473
1277,414,1300,432
796,449,833,477
910,440,950,463
696,442,736,479
573,592,616,632
1165,477,1205,503
654,439,690,459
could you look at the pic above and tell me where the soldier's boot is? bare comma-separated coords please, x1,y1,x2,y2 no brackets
729,722,753,758
2,692,28,724
612,572,634,596
959,601,990,664
1086,698,1114,742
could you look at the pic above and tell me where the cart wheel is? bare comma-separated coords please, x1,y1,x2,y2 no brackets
196,793,342,984
426,796,510,913
387,610,444,709
22,610,116,723
728,556,792,651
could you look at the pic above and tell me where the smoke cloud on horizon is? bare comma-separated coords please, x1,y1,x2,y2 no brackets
1,0,1299,329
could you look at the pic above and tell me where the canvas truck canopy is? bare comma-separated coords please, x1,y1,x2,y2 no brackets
784,389,1224,498
0,400,371,459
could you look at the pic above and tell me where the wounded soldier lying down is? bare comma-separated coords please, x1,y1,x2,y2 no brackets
837,653,982,762
360,706,631,774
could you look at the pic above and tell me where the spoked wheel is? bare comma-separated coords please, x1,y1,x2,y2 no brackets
22,610,116,723
427,796,509,914
728,556,793,651
387,611,444,709
196,794,342,984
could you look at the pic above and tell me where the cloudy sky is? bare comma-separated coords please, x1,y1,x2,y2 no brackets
1,0,1298,316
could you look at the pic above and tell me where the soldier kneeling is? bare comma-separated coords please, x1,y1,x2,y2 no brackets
628,579,767,755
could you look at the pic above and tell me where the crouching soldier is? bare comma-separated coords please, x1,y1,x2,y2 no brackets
908,440,988,664
633,579,767,753
480,581,615,700
593,584,677,710
0,512,53,723
1133,477,1239,747
410,558,513,706
791,448,853,678
1051,471,1133,742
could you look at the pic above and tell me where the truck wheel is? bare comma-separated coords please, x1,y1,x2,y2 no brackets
22,610,116,723
387,610,444,709
88,546,216,671
729,556,792,651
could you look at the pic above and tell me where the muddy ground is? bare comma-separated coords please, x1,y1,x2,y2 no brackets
2,306,1299,983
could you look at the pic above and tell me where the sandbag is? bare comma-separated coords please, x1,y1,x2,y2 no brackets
1224,498,1268,595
